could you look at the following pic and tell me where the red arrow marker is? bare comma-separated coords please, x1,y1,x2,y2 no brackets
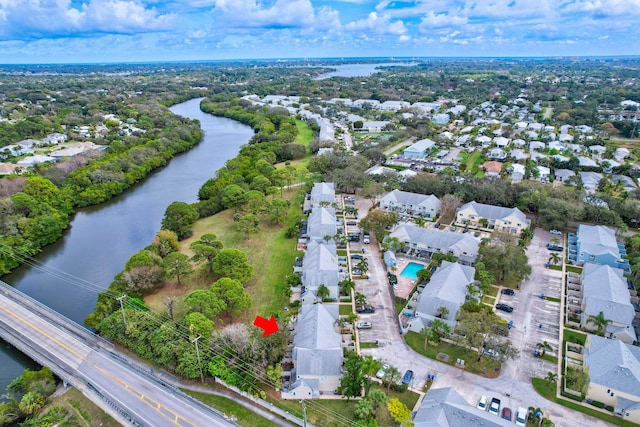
253,315,279,336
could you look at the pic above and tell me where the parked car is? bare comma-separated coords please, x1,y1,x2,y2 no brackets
500,288,515,296
476,396,488,410
350,254,363,260
356,321,372,330
489,398,500,415
346,220,358,226
546,243,563,251
549,229,562,235
401,370,414,385
356,305,375,313
483,348,499,359
501,407,512,421
376,363,389,379
515,407,528,426
495,303,513,313
363,234,370,244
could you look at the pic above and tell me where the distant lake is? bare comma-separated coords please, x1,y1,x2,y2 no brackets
314,62,415,79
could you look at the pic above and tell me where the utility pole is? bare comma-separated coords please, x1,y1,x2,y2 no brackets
192,335,204,383
116,295,127,328
300,399,307,427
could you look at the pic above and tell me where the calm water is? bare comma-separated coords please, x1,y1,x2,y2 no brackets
400,262,425,280
0,98,252,394
314,62,415,79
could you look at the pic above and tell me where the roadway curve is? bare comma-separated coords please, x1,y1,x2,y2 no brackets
0,280,235,427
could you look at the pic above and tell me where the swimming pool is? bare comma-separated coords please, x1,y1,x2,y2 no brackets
400,262,424,280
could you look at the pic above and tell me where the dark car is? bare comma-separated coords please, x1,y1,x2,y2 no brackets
501,407,512,421
350,254,364,260
495,303,513,313
501,288,515,296
356,305,375,314
546,243,563,251
401,370,414,384
489,397,501,416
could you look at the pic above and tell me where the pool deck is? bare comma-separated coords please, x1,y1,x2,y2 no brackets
395,258,425,300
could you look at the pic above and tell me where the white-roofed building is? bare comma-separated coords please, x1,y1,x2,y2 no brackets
571,224,628,271
582,335,640,424
380,190,440,219
456,201,530,235
306,207,338,243
282,304,342,399
580,263,636,343
402,139,437,159
404,261,475,332
301,241,341,304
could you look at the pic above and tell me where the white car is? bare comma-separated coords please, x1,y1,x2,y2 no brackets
476,396,488,411
356,321,372,329
549,229,562,235
375,363,389,379
515,407,528,426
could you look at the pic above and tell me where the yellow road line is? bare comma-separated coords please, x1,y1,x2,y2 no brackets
0,299,197,427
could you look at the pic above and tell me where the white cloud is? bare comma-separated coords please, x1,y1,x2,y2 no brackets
0,0,176,39
561,0,640,17
346,12,407,35
418,11,467,31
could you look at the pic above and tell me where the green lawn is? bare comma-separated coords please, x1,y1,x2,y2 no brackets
466,151,484,175
404,332,501,377
566,266,583,273
531,378,636,427
293,119,314,146
185,390,280,427
339,304,353,316
563,330,587,346
545,296,561,303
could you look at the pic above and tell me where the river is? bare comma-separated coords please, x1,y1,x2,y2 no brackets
0,98,253,394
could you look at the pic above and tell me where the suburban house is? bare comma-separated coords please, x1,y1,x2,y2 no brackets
554,169,576,183
404,261,475,333
309,182,336,207
569,224,629,271
387,223,480,265
583,335,640,424
412,387,513,427
282,304,343,399
361,121,389,132
480,161,503,177
580,263,636,343
579,171,603,193
300,241,341,304
306,207,339,243
379,189,441,219
401,138,437,158
455,201,531,235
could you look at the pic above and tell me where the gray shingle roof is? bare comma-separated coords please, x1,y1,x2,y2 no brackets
459,201,530,225
307,207,338,241
310,182,335,206
293,304,342,377
388,224,480,260
415,261,475,325
302,241,339,289
413,387,514,427
582,263,634,326
577,224,620,258
381,189,440,211
585,335,640,397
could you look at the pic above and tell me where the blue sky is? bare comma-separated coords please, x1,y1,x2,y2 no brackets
0,0,639,64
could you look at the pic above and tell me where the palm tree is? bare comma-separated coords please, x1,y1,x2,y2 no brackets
587,311,611,336
548,252,560,266
355,292,367,306
414,216,426,228
437,306,450,320
545,371,558,384
535,341,553,357
356,258,369,273
341,278,356,296
550,236,561,246
383,366,402,394
361,356,381,396
317,284,330,301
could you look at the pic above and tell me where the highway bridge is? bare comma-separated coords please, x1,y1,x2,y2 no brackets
0,280,236,426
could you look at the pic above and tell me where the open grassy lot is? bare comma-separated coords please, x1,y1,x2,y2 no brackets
42,386,120,427
405,331,501,377
466,151,484,175
294,119,314,146
145,187,304,321
185,390,280,427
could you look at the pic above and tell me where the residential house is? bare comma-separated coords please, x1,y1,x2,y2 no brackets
0,163,21,175
511,163,525,182
529,140,545,151
432,113,450,125
510,149,529,161
536,166,551,182
554,169,576,184
405,262,475,333
480,161,503,177
282,304,343,399
512,138,526,148
309,182,335,207
579,171,603,193
365,165,396,176
379,100,410,111
387,223,480,265
379,190,441,219
306,207,338,243
475,135,492,147
402,138,437,158
582,335,640,424
456,201,530,235
572,224,628,271
612,175,638,191
488,148,507,161
362,121,389,133
494,136,510,147
301,241,341,304
578,157,598,168
16,154,56,166
413,387,514,427
580,263,636,343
